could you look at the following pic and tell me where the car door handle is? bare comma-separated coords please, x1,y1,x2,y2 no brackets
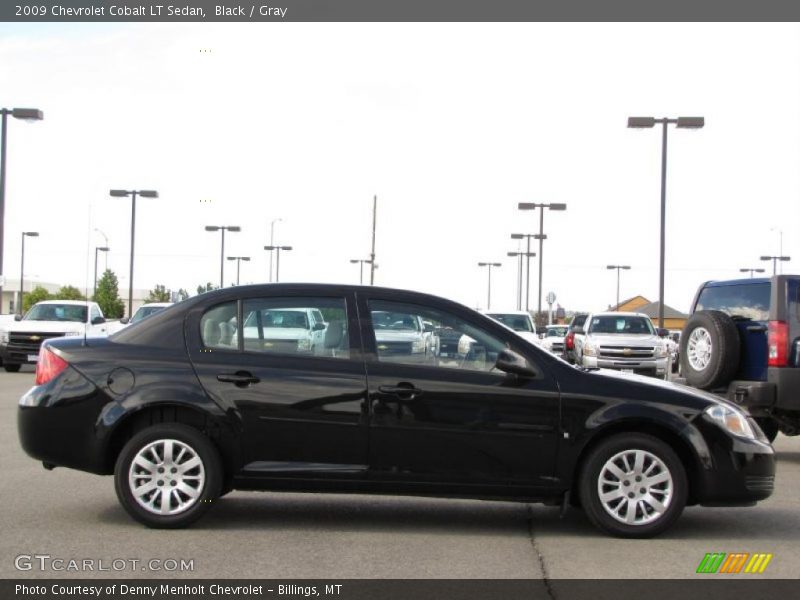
378,384,423,400
217,372,260,387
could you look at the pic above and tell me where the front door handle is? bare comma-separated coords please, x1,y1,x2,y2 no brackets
378,384,423,401
217,371,260,387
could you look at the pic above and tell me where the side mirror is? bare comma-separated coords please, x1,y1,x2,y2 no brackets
422,322,434,333
495,349,538,378
14,314,23,321
573,326,584,335
91,316,106,325
313,322,326,331
120,317,130,325
657,328,669,338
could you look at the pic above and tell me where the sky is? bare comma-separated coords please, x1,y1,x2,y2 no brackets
0,22,798,314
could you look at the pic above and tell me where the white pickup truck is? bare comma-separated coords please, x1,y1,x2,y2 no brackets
0,300,115,372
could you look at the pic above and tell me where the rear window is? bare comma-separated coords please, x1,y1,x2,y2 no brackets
695,282,770,321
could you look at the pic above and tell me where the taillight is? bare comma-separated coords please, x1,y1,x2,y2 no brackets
35,346,69,385
767,321,789,367
565,331,575,350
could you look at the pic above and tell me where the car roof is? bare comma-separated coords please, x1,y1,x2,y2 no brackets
34,300,93,306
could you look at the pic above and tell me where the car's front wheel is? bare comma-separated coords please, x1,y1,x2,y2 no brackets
579,433,687,538
114,423,223,528
4,363,21,373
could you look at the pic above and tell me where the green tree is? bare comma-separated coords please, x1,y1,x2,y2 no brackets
23,286,52,312
176,288,189,301
55,285,86,301
93,269,126,318
196,282,216,295
147,284,171,302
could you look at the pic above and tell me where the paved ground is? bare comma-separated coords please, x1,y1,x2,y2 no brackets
1,367,798,582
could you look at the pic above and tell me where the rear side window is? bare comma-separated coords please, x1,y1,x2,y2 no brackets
696,283,770,321
200,302,239,350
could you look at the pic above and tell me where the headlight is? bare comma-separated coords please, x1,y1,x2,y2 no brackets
704,405,756,439
0,330,8,344
458,336,474,355
411,339,426,353
583,342,598,357
654,343,667,358
297,338,311,351
64,331,81,337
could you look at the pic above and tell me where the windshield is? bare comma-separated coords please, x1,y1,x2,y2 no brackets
588,315,655,335
25,304,87,323
488,313,533,332
372,311,420,332
547,327,568,337
131,306,167,323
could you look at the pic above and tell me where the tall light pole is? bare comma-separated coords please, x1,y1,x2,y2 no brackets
506,251,523,310
606,264,631,308
739,267,766,278
760,255,791,275
350,259,372,285
19,231,38,315
268,218,282,282
517,203,566,322
510,233,539,312
628,115,704,328
264,245,292,282
477,262,502,310
226,256,250,285
94,246,110,298
0,107,43,312
205,225,241,288
110,189,158,318
770,228,784,274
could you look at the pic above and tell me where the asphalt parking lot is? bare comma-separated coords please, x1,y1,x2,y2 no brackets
1,368,798,582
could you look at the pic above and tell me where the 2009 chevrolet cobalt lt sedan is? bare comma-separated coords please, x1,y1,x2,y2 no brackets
18,284,775,537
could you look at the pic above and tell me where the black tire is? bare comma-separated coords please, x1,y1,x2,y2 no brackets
671,353,680,373
4,363,21,373
114,423,223,529
754,417,779,443
579,433,688,538
679,310,740,390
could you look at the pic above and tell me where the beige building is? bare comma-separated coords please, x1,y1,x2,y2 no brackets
609,295,689,331
1,279,149,316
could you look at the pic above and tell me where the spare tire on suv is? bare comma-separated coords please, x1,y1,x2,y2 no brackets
680,310,740,390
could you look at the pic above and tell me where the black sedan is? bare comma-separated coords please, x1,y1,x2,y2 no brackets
18,284,775,537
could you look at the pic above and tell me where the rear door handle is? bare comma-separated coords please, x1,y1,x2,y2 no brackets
378,384,423,401
217,372,260,387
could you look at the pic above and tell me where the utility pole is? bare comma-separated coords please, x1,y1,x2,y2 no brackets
370,195,377,285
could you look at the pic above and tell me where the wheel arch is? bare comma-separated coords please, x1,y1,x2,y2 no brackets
570,419,703,506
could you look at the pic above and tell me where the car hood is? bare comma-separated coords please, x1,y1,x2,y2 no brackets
588,367,741,411
513,331,540,344
376,330,422,342
4,320,86,333
586,333,660,346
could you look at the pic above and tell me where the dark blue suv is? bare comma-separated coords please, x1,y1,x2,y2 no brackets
679,275,800,441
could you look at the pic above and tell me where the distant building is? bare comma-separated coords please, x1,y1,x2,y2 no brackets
608,295,688,331
1,279,149,315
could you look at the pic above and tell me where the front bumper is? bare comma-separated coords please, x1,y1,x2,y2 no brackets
582,355,669,376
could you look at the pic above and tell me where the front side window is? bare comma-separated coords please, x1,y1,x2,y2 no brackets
369,300,508,372
696,283,770,322
242,297,348,358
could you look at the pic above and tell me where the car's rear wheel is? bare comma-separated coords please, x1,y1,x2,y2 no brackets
4,363,21,373
579,433,687,538
114,423,223,528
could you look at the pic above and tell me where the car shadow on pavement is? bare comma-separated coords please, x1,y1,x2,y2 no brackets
97,493,799,540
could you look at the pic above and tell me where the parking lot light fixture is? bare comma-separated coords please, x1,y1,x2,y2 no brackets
268,218,283,282
110,189,159,318
19,231,39,316
94,246,110,298
478,262,502,310
205,225,241,288
0,107,43,313
350,259,372,285
739,267,766,278
226,256,250,285
627,115,704,328
517,203,567,322
606,265,631,308
760,255,791,276
264,245,292,282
